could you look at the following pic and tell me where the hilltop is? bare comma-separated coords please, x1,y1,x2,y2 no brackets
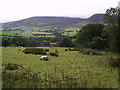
69,14,105,28
4,16,85,28
3,14,105,28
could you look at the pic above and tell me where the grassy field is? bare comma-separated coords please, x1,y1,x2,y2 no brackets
0,31,21,36
1,26,80,38
2,47,119,88
1,30,55,38
64,28,79,31
62,32,77,37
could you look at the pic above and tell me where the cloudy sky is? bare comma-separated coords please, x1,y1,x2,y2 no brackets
0,0,119,23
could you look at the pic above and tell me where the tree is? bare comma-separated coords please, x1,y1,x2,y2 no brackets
91,36,107,50
103,7,120,53
2,37,11,47
59,37,74,47
77,23,105,48
104,7,118,25
27,39,42,47
11,37,28,47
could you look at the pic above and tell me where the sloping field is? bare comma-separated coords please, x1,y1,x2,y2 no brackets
2,47,119,88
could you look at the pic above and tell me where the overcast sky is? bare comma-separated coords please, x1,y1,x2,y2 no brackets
0,0,119,23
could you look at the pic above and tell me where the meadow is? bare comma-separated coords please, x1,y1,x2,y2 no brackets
2,47,119,88
1,26,79,37
0,31,21,36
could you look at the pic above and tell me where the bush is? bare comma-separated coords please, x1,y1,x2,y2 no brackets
65,49,68,51
68,48,79,51
91,37,107,50
79,48,101,55
59,37,74,47
5,63,19,70
50,52,58,57
23,48,46,55
108,57,120,68
45,49,49,52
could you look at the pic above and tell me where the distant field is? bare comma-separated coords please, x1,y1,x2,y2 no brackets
2,47,119,88
1,30,55,38
62,32,77,37
1,26,80,38
64,28,79,31
21,31,32,37
0,31,21,36
32,32,53,35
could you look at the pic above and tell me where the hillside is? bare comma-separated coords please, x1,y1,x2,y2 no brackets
3,14,105,28
69,14,105,28
4,16,85,28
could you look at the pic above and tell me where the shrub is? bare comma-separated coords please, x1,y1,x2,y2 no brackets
22,48,33,54
108,57,120,68
23,48,46,55
79,49,101,55
68,48,75,51
55,50,58,53
50,52,58,57
5,63,19,70
68,48,79,51
65,49,68,51
45,49,49,52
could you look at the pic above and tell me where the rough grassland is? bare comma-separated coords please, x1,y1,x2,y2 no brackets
2,47,119,88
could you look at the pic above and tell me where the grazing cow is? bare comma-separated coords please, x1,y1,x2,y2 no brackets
40,55,48,61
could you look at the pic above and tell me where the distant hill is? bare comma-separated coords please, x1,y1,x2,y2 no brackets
3,14,105,28
4,16,85,28
70,14,105,28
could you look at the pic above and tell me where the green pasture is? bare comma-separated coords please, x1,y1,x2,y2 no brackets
62,32,77,37
0,31,21,36
2,47,119,88
21,31,32,37
32,32,53,35
31,31,55,37
64,28,79,31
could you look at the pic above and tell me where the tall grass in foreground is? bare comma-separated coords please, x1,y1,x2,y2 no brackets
2,63,117,88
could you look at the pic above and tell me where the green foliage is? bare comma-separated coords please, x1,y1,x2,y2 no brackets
2,37,42,47
79,48,101,55
2,37,11,47
11,37,29,47
59,37,74,47
108,57,120,68
104,7,119,25
77,23,105,48
23,48,46,55
5,63,19,70
91,37,107,50
109,25,120,53
103,7,120,53
49,52,58,57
